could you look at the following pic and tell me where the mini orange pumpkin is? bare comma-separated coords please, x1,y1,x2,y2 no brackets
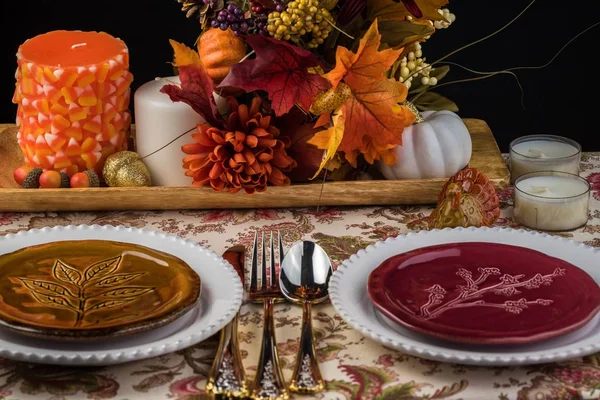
198,28,247,85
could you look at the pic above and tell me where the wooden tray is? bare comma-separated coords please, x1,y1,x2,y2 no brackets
0,119,509,212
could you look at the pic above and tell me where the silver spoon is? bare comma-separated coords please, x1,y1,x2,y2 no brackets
279,240,333,394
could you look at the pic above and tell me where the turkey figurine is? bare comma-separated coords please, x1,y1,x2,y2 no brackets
426,168,500,229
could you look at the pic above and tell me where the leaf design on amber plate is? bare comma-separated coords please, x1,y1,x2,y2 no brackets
91,286,155,300
93,272,146,288
53,260,82,285
84,256,121,282
15,255,154,328
84,298,137,312
29,292,77,311
18,278,76,298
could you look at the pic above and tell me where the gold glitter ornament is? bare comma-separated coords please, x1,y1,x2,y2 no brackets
103,151,152,187
403,100,425,124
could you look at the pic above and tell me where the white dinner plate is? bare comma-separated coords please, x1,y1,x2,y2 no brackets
0,225,243,366
329,227,600,366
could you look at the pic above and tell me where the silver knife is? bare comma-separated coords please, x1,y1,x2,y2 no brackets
206,245,250,399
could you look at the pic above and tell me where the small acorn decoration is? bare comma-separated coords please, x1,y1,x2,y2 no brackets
103,151,152,187
70,170,100,188
21,168,43,188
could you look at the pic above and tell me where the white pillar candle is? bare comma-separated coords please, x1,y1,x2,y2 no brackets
509,135,581,183
134,77,231,187
514,172,590,231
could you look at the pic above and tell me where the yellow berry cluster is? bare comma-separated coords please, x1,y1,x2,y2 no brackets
434,8,456,29
397,8,455,90
397,43,437,90
406,7,456,40
267,0,333,48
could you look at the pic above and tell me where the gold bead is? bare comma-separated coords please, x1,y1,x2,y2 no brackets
103,151,152,187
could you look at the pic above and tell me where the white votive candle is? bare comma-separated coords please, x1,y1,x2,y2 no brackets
514,171,590,231
510,135,581,183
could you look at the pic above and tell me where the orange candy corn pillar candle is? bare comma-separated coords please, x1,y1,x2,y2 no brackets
12,30,133,177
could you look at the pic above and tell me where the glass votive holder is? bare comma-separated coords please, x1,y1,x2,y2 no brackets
509,135,581,183
513,171,590,231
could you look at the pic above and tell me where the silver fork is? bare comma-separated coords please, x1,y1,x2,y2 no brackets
249,231,289,400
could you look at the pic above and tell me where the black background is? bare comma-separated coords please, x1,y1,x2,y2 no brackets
1,0,599,152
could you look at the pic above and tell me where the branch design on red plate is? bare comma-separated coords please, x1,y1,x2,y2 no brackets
416,267,566,320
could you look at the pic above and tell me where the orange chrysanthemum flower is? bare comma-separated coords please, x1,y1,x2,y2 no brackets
181,96,297,194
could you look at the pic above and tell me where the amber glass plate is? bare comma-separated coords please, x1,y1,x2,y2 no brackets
0,240,201,341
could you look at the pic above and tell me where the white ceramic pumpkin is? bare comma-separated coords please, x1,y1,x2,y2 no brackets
378,110,472,180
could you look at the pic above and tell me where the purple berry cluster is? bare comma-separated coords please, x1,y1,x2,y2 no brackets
211,3,248,35
207,1,286,36
248,2,269,36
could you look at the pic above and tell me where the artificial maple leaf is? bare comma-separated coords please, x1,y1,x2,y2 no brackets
307,110,346,179
169,39,200,67
387,0,449,21
218,35,330,116
347,136,398,166
377,20,435,50
321,20,414,163
337,77,414,159
314,113,332,129
161,41,222,128
324,19,402,89
368,0,410,22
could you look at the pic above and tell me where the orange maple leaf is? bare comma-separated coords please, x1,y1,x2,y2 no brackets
324,19,403,88
338,77,414,160
345,137,398,167
306,110,346,178
313,112,331,129
321,19,417,165
169,39,201,67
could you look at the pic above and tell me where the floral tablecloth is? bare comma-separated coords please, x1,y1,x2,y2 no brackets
0,153,598,400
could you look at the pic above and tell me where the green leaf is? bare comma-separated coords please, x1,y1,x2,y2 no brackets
430,65,450,81
367,0,409,22
377,20,434,50
412,91,459,112
408,80,428,95
367,0,449,22
407,65,451,95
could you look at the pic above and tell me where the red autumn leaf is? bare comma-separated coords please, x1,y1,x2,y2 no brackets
218,35,331,116
160,64,222,128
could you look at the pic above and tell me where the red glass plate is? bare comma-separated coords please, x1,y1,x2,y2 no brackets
367,242,600,345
